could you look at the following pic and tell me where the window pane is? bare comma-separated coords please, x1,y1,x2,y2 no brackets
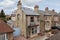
30,17,34,22
32,28,34,34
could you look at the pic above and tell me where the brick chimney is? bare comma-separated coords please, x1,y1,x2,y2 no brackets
45,7,49,11
34,5,39,12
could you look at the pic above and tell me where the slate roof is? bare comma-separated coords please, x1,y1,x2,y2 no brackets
11,14,16,17
38,10,51,16
58,13,60,16
22,7,40,16
47,32,60,40
47,10,59,16
0,20,14,33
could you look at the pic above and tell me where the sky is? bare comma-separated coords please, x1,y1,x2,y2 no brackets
0,0,60,15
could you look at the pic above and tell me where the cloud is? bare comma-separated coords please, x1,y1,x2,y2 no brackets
22,0,43,6
0,0,16,9
0,0,17,14
23,5,34,9
1,0,60,15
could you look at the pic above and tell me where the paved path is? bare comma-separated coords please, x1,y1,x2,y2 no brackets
28,35,48,40
28,32,53,40
14,36,27,40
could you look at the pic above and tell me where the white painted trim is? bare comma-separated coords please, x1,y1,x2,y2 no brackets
5,34,8,40
37,26,40,33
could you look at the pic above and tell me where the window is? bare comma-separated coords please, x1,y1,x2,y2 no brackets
54,16,58,21
45,16,47,20
30,17,34,22
35,27,37,33
0,34,8,40
32,27,37,35
5,34,8,40
45,16,50,20
32,28,34,34
17,14,20,20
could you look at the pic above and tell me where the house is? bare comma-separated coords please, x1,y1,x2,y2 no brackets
0,20,14,40
45,7,59,26
15,0,40,38
34,6,52,31
36,7,60,31
12,0,60,39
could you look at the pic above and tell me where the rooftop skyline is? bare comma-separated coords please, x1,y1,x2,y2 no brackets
0,0,60,15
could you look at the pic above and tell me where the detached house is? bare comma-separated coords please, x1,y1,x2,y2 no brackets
15,0,40,38
0,20,14,40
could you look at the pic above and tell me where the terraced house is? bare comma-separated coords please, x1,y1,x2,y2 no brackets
13,0,60,39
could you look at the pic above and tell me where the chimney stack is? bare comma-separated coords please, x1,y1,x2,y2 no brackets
45,7,49,11
34,5,39,12
52,9,55,12
17,0,22,9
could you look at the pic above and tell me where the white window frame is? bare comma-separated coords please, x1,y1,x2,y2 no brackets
5,34,8,40
0,34,8,40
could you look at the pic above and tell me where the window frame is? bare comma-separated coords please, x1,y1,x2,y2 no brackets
30,17,34,22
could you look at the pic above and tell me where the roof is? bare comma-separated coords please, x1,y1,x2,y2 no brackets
58,13,60,16
22,7,40,16
47,32,60,40
0,20,14,33
11,14,16,17
7,20,14,24
38,10,51,16
47,10,59,16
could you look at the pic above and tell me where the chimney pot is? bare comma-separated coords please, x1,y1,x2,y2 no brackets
34,5,39,12
34,5,39,8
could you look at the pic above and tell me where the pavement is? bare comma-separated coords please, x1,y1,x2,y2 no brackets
28,35,48,40
14,32,54,40
28,32,54,40
14,35,27,40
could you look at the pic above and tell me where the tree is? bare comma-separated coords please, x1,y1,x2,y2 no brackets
0,9,7,23
0,9,5,18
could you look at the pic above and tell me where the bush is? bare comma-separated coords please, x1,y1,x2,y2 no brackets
45,30,51,33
